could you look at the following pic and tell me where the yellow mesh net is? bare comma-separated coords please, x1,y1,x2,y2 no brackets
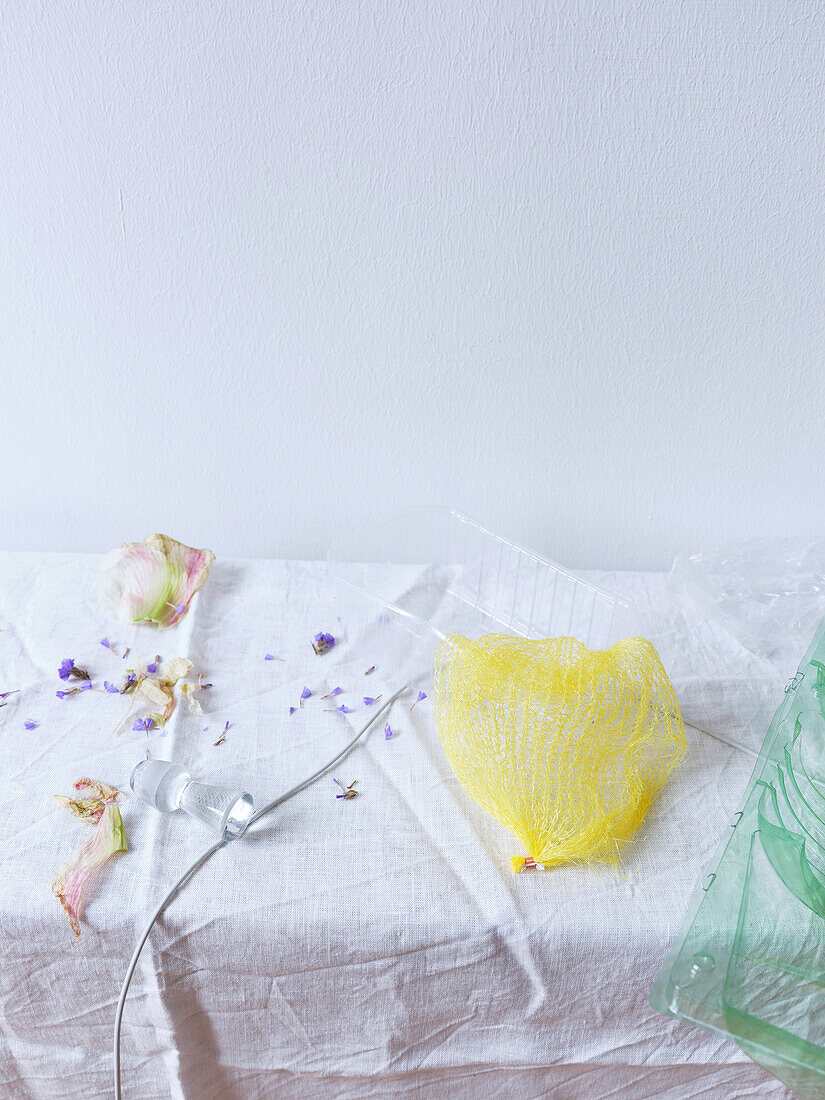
433,634,686,872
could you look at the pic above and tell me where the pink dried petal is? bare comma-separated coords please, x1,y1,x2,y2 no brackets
99,534,215,628
52,800,127,940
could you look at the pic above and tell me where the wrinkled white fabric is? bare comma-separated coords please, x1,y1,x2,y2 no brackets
0,552,797,1098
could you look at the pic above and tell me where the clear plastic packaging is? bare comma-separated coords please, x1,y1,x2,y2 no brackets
651,614,825,1098
670,538,825,681
327,507,630,687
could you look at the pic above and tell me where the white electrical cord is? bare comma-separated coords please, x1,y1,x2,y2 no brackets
113,685,408,1099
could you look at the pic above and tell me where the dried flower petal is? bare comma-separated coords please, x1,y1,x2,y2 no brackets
53,778,121,823
132,716,155,732
24,719,37,730
288,706,296,716
52,790,127,940
180,680,203,716
58,658,74,681
311,632,336,655
333,777,358,800
103,681,120,694
299,687,312,708
0,690,19,700
364,666,376,675
161,657,194,685
384,724,393,740
56,687,87,699
99,534,215,628
322,686,343,699
410,691,427,711
100,638,111,650
213,721,229,747
145,657,160,674
362,695,382,706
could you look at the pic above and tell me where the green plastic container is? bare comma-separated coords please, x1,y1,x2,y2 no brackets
651,616,825,1098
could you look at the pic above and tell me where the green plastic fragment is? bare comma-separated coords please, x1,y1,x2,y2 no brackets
651,617,825,1097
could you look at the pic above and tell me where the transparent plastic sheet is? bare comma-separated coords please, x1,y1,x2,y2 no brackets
672,539,825,679
653,540,825,1098
658,539,825,759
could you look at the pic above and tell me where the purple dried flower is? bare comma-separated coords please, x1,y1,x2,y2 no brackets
213,721,229,747
24,719,36,731
56,691,67,700
410,690,427,711
312,632,336,655
336,704,351,714
299,687,312,707
364,665,375,675
146,660,158,674
103,681,120,694
264,654,276,661
100,637,111,650
174,604,186,614
81,681,92,690
132,716,155,732
58,658,74,681
333,777,358,799
363,696,383,706
384,723,393,740
288,706,296,716
322,686,343,699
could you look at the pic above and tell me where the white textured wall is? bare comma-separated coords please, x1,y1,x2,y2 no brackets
3,2,825,569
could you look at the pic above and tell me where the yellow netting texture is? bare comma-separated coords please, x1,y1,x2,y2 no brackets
434,634,686,871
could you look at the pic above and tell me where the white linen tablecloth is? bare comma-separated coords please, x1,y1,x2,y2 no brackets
0,551,799,1098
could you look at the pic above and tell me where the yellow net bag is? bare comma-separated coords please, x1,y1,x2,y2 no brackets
434,634,686,872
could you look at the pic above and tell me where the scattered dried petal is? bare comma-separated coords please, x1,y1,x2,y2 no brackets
410,691,427,711
180,680,204,716
333,778,358,800
364,666,376,675
53,778,121,823
103,681,120,694
299,686,312,707
58,658,74,681
0,690,19,700
213,721,229,747
52,790,127,940
100,637,111,650
288,706,295,716
162,657,194,685
24,719,36,730
311,632,336,655
56,686,87,699
322,686,343,699
384,724,393,740
132,716,155,732
99,534,215,628
362,695,382,706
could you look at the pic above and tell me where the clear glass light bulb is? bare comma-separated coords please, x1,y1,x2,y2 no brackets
130,759,254,840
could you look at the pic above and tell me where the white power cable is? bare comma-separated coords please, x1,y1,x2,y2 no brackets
113,685,408,1098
